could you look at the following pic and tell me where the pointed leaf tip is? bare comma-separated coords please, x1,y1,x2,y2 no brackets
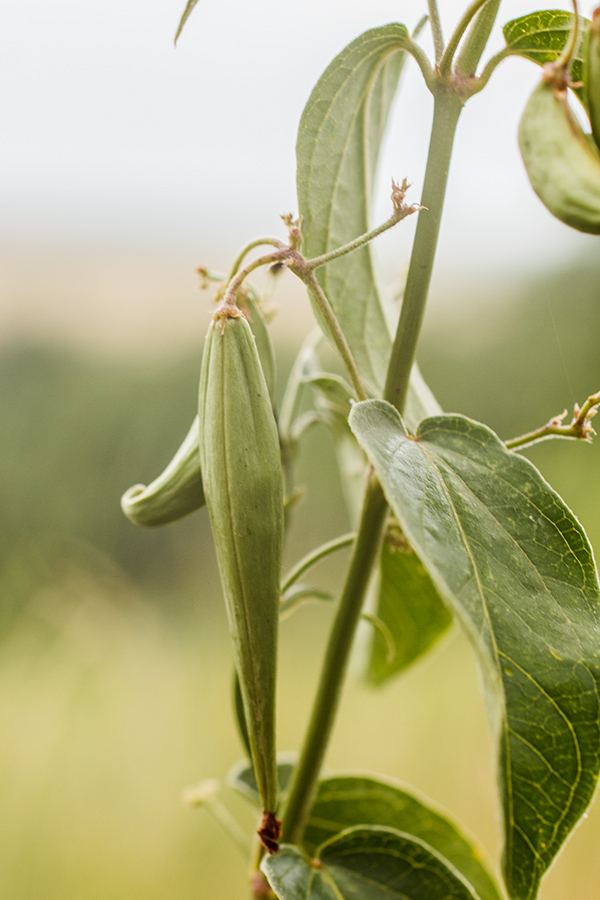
175,0,201,45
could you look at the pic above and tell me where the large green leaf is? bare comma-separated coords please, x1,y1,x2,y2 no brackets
365,526,452,685
296,24,411,395
263,827,480,900
304,775,501,900
503,11,590,108
349,401,600,900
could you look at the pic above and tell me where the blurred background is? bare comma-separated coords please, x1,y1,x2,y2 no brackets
2,1,600,898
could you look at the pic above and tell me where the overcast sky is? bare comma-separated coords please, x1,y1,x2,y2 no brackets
3,0,599,277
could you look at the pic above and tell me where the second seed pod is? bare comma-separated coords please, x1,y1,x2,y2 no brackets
519,71,600,234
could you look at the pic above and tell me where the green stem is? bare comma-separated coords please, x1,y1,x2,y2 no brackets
455,0,502,77
228,237,286,281
306,202,417,272
439,0,495,75
468,47,513,97
427,0,445,63
279,477,388,845
505,391,600,450
221,249,288,311
384,95,463,412
556,0,579,69
278,86,465,855
291,267,368,402
280,533,356,594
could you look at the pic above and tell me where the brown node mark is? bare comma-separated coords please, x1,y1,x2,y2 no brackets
258,810,282,855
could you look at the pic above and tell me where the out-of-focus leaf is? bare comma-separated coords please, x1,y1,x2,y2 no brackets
350,401,600,900
174,0,201,44
503,11,590,108
228,755,296,806
304,775,501,900
263,827,480,900
296,23,411,395
365,523,452,685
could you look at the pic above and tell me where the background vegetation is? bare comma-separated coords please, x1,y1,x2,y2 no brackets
2,254,600,899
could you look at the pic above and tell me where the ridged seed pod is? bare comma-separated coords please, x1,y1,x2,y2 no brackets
519,73,600,234
121,293,275,531
198,309,283,851
121,417,205,527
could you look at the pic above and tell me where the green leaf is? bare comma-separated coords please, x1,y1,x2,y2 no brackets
174,0,201,44
263,827,480,900
365,525,452,685
228,755,296,806
296,23,411,395
307,374,354,416
304,775,502,900
503,11,590,108
349,401,600,900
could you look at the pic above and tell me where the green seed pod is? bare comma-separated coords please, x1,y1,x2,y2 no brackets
586,8,600,149
519,73,600,234
198,309,283,850
120,293,275,530
121,417,205,527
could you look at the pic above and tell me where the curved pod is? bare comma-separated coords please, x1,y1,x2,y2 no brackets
121,416,205,527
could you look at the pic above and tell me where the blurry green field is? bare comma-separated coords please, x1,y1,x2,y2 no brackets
2,257,600,899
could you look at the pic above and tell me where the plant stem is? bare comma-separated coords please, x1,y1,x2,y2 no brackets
279,476,388,845
305,201,417,272
384,94,463,412
278,88,465,856
427,0,445,63
505,391,600,450
280,533,356,594
468,47,513,96
455,0,502,77
220,249,289,311
228,237,286,281
439,0,495,75
290,267,368,402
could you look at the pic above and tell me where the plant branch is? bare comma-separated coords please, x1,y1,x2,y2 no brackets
440,0,496,75
403,39,438,93
280,533,356,594
384,95,463,413
228,237,286,281
505,392,600,450
218,249,289,315
279,476,388,845
467,47,514,96
305,180,422,271
427,0,445,63
290,266,368,402
455,0,503,77
557,0,579,69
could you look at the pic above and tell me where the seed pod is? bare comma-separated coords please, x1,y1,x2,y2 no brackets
586,8,600,149
121,417,205,527
120,294,276,530
198,309,283,850
519,71,600,234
